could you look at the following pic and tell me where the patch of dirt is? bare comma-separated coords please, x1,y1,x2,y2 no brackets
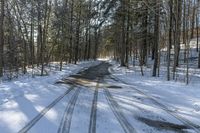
56,79,78,85
56,62,112,86
70,62,111,81
107,85,122,89
137,117,189,133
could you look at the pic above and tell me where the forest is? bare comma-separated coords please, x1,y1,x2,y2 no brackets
0,0,199,83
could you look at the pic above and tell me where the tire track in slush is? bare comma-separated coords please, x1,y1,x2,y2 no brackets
88,78,99,133
18,86,74,133
104,88,137,133
57,87,81,133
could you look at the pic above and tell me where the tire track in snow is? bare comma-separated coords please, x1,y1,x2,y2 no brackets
88,78,99,133
18,86,74,133
109,75,200,133
104,88,137,133
57,87,81,133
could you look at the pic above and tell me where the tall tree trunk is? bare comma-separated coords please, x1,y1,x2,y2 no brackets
30,0,35,70
120,0,126,67
94,28,99,60
167,0,173,81
0,0,4,77
197,0,200,68
152,0,160,77
190,0,196,40
86,0,92,60
37,0,43,75
173,0,182,79
197,12,199,52
186,0,191,84
183,0,187,63
75,1,81,64
84,26,88,60
69,0,74,63
87,27,91,60
142,1,148,65
125,0,130,66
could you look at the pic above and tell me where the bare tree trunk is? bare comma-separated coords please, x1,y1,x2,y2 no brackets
197,13,199,52
37,0,43,75
74,1,81,64
190,0,196,40
167,0,173,80
60,23,64,71
0,0,4,77
142,1,148,65
69,0,74,63
197,0,200,68
186,38,190,84
87,26,91,60
186,0,191,84
173,0,182,79
84,26,88,60
120,0,126,67
30,0,35,72
152,0,160,77
183,0,187,63
94,28,100,60
125,0,130,66
86,0,92,60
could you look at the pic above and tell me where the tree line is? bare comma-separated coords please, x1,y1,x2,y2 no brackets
0,0,113,78
100,0,200,84
0,0,200,84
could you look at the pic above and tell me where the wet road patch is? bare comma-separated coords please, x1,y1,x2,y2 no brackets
137,117,189,132
107,85,122,89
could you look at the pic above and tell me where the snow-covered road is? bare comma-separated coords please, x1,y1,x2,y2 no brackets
0,61,199,133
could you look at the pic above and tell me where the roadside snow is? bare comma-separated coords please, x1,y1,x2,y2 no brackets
109,61,200,129
0,61,100,133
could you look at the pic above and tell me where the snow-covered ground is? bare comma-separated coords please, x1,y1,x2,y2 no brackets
0,59,200,133
108,60,200,132
0,61,100,133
